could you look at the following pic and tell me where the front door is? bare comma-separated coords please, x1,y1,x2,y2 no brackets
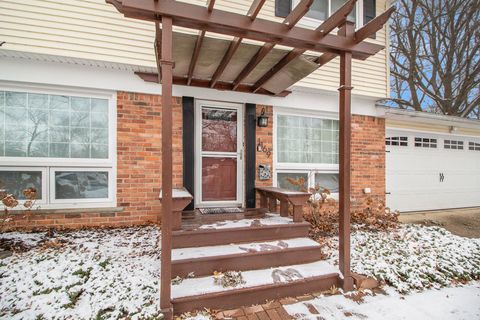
195,100,244,207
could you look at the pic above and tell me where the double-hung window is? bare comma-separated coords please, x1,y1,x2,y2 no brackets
292,0,363,28
0,86,116,209
274,111,339,196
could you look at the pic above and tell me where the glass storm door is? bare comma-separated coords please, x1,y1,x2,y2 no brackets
195,102,244,207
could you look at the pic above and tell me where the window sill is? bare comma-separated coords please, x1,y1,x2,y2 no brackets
4,207,124,216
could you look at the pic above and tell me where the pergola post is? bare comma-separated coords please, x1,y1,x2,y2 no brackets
159,16,174,318
338,20,355,291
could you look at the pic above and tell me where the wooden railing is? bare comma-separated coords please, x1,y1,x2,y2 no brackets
159,188,193,230
255,186,311,222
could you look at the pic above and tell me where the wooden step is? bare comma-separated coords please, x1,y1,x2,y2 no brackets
172,222,310,248
172,238,323,277
171,261,340,314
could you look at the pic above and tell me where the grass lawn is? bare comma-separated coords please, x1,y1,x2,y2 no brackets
0,224,479,319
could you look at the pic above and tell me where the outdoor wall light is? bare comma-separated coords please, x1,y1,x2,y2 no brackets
257,107,269,127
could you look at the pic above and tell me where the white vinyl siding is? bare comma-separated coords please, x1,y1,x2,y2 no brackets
0,0,389,98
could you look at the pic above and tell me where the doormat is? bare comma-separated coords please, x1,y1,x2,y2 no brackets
199,207,243,214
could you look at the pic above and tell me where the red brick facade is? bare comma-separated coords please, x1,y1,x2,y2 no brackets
351,115,386,208
254,105,274,206
3,93,385,230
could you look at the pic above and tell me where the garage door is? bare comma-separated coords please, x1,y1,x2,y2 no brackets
386,130,480,212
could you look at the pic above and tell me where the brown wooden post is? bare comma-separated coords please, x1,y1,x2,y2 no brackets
159,16,174,318
338,21,355,291
259,191,268,208
279,200,289,217
268,196,277,212
292,204,303,222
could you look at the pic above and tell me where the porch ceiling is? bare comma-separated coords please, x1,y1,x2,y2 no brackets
107,0,395,97
137,31,319,96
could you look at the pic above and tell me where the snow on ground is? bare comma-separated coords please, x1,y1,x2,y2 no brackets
0,227,162,320
1,223,479,319
285,282,480,320
327,224,480,293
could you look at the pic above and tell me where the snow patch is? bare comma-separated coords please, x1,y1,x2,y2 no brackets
327,224,480,293
0,227,162,320
172,237,319,260
198,213,293,230
284,282,480,320
171,260,338,299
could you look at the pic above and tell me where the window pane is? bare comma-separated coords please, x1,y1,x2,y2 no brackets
277,172,308,191
1,91,109,159
201,107,237,152
6,92,27,107
315,173,339,193
277,115,339,164
306,0,328,20
331,0,356,21
55,171,108,199
0,171,42,200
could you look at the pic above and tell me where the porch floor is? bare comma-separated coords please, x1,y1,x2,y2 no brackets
180,208,266,230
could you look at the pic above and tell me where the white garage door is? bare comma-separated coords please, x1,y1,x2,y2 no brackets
386,130,480,212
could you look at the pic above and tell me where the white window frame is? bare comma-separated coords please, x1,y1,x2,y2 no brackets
0,166,48,206
273,107,339,197
292,0,363,29
49,167,114,205
385,136,408,146
469,141,480,151
0,83,117,209
444,139,464,150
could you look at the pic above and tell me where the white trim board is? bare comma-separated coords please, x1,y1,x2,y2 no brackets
0,57,381,117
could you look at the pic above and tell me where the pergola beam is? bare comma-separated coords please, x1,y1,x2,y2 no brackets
314,6,395,65
135,72,291,97
154,22,162,82
232,43,275,90
316,0,356,36
210,0,267,88
252,0,357,92
107,0,384,58
232,0,314,91
206,0,215,12
283,0,313,28
187,30,205,86
247,0,267,20
252,48,304,93
355,6,395,42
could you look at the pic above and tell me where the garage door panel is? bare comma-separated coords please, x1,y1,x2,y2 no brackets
386,130,480,212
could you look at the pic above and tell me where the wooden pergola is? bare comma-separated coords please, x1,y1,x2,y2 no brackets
107,0,393,317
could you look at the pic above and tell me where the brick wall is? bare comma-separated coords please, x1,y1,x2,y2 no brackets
351,115,386,208
3,95,385,230
254,105,274,205
5,92,183,230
